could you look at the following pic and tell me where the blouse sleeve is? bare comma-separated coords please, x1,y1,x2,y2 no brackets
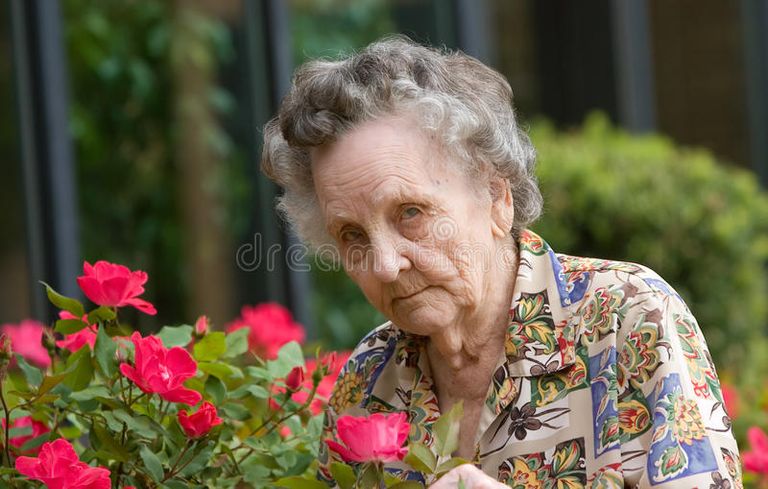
616,285,742,488
317,404,340,487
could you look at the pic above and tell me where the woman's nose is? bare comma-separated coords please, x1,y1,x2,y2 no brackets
370,237,410,283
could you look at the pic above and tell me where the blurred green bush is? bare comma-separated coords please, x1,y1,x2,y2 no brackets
313,114,768,371
531,113,768,369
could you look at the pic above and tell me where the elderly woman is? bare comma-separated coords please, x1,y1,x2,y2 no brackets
262,37,740,488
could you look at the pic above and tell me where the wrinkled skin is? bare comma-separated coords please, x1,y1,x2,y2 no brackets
312,115,518,485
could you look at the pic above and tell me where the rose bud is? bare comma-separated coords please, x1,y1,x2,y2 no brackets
285,366,305,392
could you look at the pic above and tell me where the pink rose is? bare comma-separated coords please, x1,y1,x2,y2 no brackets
1,320,50,367
744,426,768,474
2,416,50,454
55,312,97,353
225,303,305,360
325,412,410,463
76,261,156,315
15,438,111,489
177,401,223,438
119,332,201,406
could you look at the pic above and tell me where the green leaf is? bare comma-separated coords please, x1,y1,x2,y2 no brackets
16,355,43,387
42,282,84,316
266,341,304,378
30,394,59,405
38,374,67,396
55,318,88,334
219,403,251,421
140,445,165,482
384,472,402,487
100,412,124,432
358,463,379,489
162,481,189,489
156,325,193,348
94,326,117,377
110,410,159,438
223,327,249,358
198,361,242,380
243,464,271,485
92,423,130,462
177,443,214,477
193,332,226,362
204,375,226,405
229,384,269,400
9,426,32,438
329,462,356,489
87,306,116,323
63,346,94,392
388,482,425,489
274,476,328,489
433,401,463,458
70,385,111,402
436,457,471,475
19,433,50,452
244,366,271,381
404,442,437,474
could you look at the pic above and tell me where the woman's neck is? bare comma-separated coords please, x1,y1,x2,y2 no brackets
426,241,518,398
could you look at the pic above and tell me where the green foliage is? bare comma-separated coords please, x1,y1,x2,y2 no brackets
0,285,335,488
290,0,396,64
531,113,768,368
63,0,246,329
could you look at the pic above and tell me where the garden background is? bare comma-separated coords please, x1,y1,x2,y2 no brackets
1,0,767,487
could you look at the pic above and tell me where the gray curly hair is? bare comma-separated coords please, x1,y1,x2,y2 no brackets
262,35,542,248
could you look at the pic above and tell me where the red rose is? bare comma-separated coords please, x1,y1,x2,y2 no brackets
225,303,304,360
177,401,223,438
325,412,410,463
55,312,97,353
119,332,201,406
1,320,50,367
15,438,111,489
285,366,305,392
76,261,156,315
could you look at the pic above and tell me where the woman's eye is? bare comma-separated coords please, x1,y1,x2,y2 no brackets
340,228,364,243
402,206,422,220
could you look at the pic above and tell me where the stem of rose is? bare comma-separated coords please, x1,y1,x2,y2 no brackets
233,381,320,467
114,422,129,487
162,439,194,482
0,377,11,467
261,381,321,438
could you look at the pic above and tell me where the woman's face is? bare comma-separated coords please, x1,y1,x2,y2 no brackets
311,116,513,336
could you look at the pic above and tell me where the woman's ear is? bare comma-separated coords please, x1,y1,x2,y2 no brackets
489,177,514,238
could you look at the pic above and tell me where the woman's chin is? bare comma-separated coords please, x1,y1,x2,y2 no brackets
392,303,454,336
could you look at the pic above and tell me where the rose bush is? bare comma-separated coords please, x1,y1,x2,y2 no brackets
0,260,345,488
0,260,471,489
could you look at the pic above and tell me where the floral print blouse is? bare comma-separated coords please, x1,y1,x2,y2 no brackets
319,230,741,488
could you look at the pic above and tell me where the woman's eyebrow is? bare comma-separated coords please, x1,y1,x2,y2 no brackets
369,184,434,208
